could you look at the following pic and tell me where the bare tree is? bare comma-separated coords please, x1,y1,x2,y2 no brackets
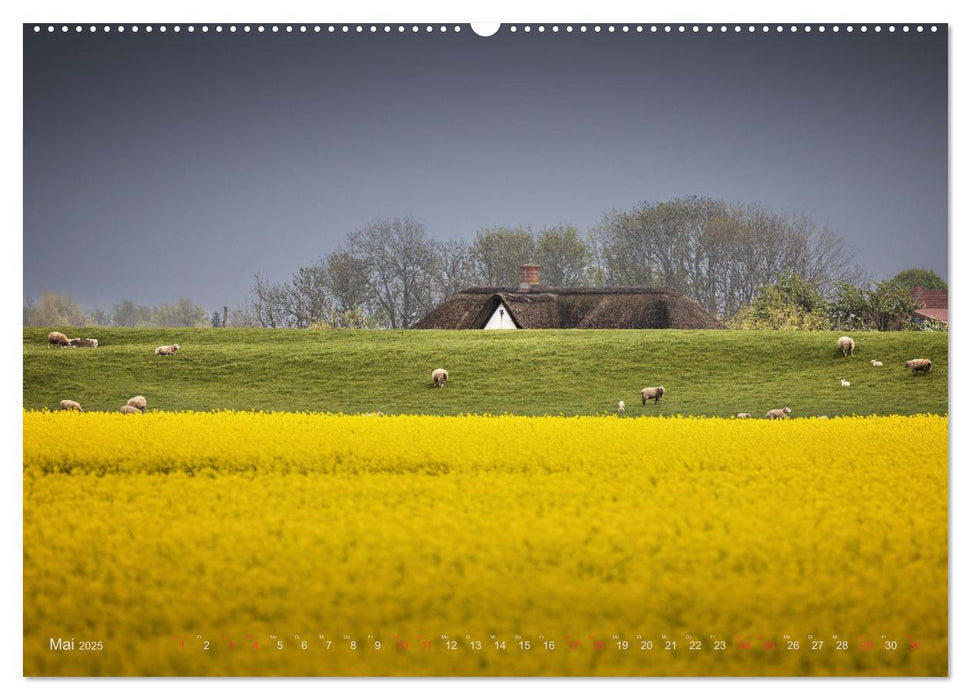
23,293,89,326
433,239,477,299
535,225,592,286
251,274,293,328
227,299,261,327
346,217,440,329
112,299,152,327
469,226,536,287
151,298,208,327
288,263,332,327
90,308,111,326
595,196,864,318
323,251,371,318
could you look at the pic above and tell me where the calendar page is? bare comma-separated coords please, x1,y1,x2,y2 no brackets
21,20,948,678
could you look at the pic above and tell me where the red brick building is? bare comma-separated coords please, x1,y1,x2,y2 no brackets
912,286,948,327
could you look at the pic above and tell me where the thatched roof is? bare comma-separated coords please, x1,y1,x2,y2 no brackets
415,286,725,330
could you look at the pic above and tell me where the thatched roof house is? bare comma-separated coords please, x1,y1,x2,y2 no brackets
415,265,724,330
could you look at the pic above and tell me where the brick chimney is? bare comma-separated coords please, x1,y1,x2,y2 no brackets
519,264,540,291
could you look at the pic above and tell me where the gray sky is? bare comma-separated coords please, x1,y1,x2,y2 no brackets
24,25,948,312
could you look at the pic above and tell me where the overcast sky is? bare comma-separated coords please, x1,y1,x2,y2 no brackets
23,24,947,312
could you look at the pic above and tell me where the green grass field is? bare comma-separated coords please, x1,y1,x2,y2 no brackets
23,327,947,417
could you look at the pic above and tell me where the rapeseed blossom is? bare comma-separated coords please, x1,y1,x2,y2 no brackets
23,412,947,676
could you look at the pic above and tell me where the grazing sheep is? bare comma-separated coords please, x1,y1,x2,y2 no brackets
155,344,181,356
119,405,141,415
47,331,70,348
817,415,830,419
59,399,83,412
871,360,883,367
840,379,851,388
126,395,147,412
432,368,448,388
837,336,855,357
735,413,752,419
766,407,792,420
617,400,625,415
640,386,665,405
69,338,99,348
905,358,933,375
65,338,82,348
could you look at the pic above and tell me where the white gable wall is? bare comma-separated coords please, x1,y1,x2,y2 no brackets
483,302,518,329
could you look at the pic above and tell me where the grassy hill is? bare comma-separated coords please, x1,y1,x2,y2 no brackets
23,327,948,417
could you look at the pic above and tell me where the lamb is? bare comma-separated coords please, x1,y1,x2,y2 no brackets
617,400,625,415
837,336,855,357
155,344,181,356
840,379,851,388
641,386,665,405
432,368,448,388
47,331,70,348
126,395,147,413
765,407,792,420
119,405,142,415
69,338,99,348
905,358,933,375
59,399,83,412
870,360,883,367
735,413,752,419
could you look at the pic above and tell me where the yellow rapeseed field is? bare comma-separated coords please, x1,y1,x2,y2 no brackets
23,411,947,676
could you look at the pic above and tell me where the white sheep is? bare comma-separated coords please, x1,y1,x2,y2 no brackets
119,405,141,415
47,331,70,348
837,336,855,357
617,400,625,414
432,368,448,388
59,399,83,412
734,413,752,419
905,358,933,375
840,379,851,388
126,395,147,413
766,407,792,420
640,386,665,405
155,344,181,356
870,360,883,367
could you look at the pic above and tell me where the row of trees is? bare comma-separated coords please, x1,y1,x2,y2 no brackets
729,270,944,332
594,198,863,317
247,197,867,329
23,293,213,328
25,197,945,330
248,218,594,329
